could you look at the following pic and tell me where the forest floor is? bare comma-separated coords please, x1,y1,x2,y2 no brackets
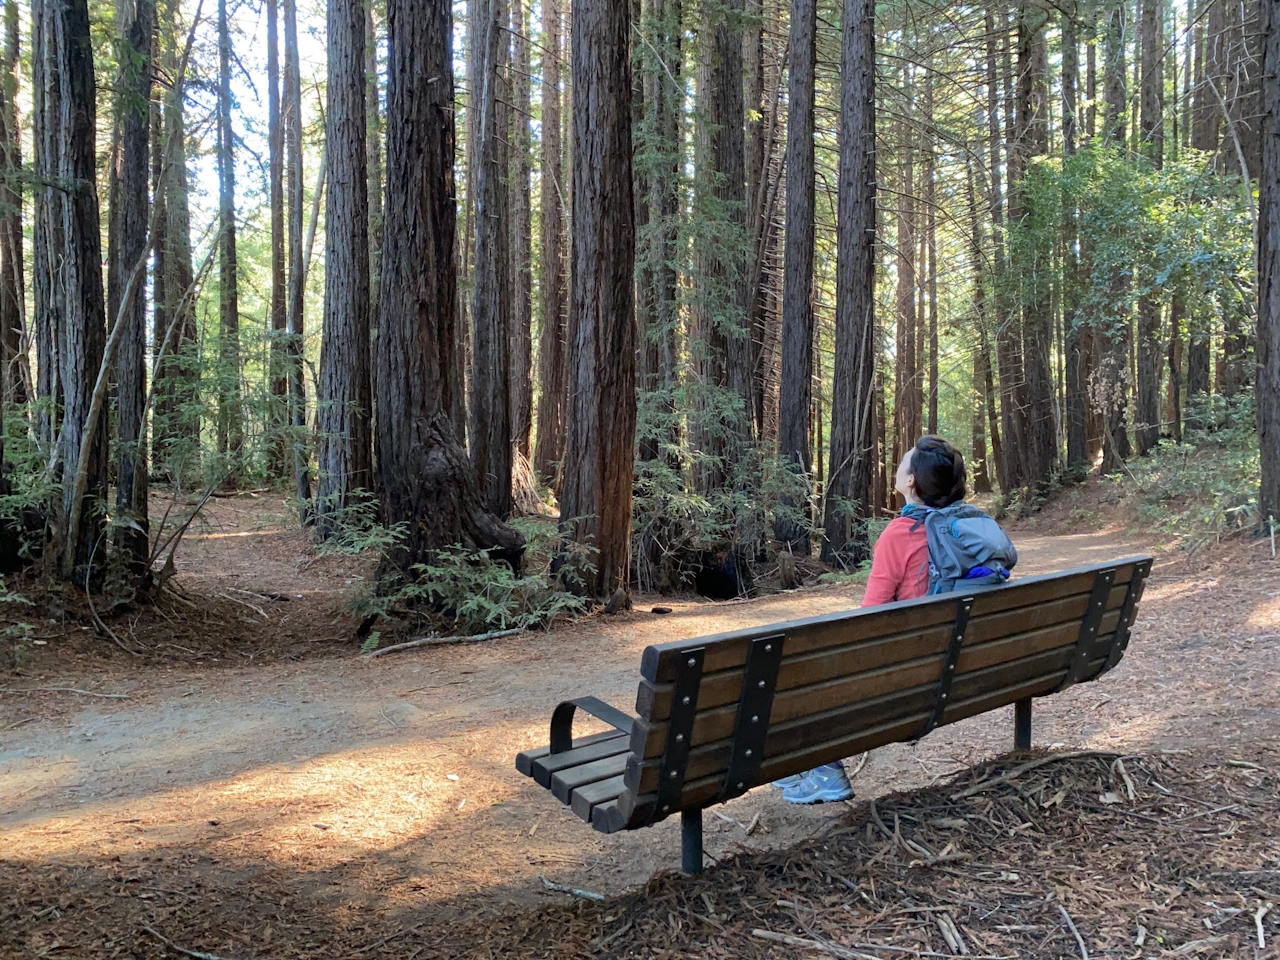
2,483,1280,958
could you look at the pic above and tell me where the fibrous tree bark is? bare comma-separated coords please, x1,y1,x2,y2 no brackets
1063,3,1089,469
510,0,533,460
317,0,372,532
692,0,751,494
983,5,1008,493
821,0,874,568
153,0,198,460
367,0,383,315
1099,0,1132,472
1258,0,1280,525
216,0,243,482
0,0,26,407
1135,0,1164,456
33,0,108,582
1014,1,1055,488
267,0,287,474
557,0,636,598
284,0,311,512
533,0,566,487
776,0,816,551
470,0,513,517
111,0,155,573
376,0,522,572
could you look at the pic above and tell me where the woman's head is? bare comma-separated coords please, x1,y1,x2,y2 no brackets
896,436,967,508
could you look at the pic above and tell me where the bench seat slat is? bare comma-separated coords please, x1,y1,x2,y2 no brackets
516,729,625,777
570,774,627,823
551,752,630,804
530,732,632,787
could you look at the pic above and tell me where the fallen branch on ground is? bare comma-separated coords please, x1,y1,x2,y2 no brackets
142,926,249,960
539,874,605,902
0,687,129,699
951,751,1120,800
364,628,525,658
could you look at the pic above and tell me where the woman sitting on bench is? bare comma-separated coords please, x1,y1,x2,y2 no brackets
778,436,1015,804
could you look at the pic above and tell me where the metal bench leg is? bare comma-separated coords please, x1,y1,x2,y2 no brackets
1015,697,1032,750
681,808,703,874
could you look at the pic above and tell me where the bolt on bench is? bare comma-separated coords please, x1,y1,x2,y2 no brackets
516,556,1152,873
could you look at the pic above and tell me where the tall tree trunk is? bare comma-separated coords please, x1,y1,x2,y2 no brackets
1014,1,1055,488
267,0,287,474
983,5,1008,493
923,65,938,437
1100,0,1132,472
111,0,154,575
692,0,751,495
1257,0,1280,525
894,62,916,479
510,0,533,460
821,0,874,567
470,0,513,517
154,0,198,462
284,0,311,511
777,0,816,552
33,0,108,582
367,0,383,315
216,0,243,482
317,0,372,531
533,0,566,487
1136,0,1164,455
0,0,26,407
1063,4,1089,469
966,154,994,494
376,0,522,572
557,0,636,598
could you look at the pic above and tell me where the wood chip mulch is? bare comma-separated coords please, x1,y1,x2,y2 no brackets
3,747,1278,959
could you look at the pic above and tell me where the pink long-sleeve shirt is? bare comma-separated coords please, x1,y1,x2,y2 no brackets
861,516,930,607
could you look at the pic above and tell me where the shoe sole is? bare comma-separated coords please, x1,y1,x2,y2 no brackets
783,788,854,804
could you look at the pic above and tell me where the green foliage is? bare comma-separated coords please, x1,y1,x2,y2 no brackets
1113,396,1261,551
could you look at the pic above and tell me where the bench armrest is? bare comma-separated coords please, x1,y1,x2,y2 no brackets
550,697,634,754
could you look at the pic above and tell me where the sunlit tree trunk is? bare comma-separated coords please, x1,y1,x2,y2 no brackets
284,0,311,511
376,0,523,572
470,0,513,517
557,0,636,598
216,0,243,482
1257,0,1280,525
510,0,533,460
267,0,287,475
821,0,874,567
317,0,372,530
776,0,816,551
1136,0,1164,455
111,0,154,574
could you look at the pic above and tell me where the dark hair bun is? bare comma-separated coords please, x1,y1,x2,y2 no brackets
911,435,967,508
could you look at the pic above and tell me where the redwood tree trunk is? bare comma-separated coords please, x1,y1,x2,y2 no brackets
267,0,287,474
1258,0,1280,524
820,0,874,568
1063,5,1088,469
1135,0,1163,455
509,0,533,460
284,0,311,511
776,0,816,552
34,0,108,582
216,0,243,481
470,0,513,517
557,0,636,598
0,0,26,407
317,0,372,530
533,0,566,486
111,0,154,574
376,0,522,572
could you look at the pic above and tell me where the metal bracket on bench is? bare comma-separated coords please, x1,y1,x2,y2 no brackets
650,646,704,824
549,696,635,755
1101,558,1151,676
1054,567,1116,693
913,597,973,741
719,634,785,802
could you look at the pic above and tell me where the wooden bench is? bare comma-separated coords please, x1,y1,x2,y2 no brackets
516,555,1152,873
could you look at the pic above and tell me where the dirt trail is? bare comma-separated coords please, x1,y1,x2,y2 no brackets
2,525,1279,932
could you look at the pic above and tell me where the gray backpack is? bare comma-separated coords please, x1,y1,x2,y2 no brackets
916,503,1018,595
